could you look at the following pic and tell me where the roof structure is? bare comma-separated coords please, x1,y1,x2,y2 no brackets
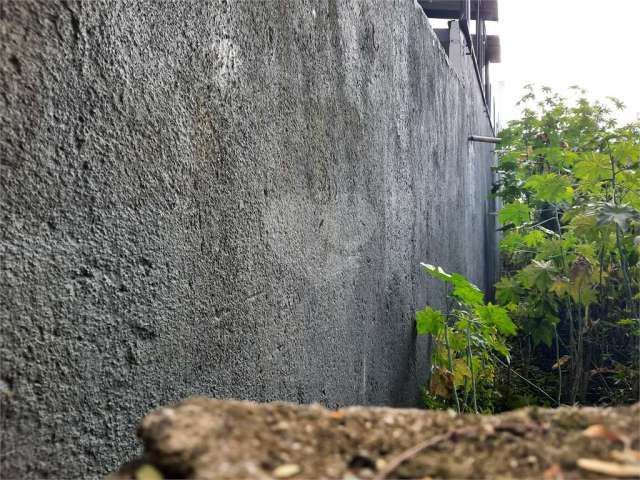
417,0,498,22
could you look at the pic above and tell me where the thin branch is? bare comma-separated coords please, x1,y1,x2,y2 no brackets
373,427,475,480
492,354,559,406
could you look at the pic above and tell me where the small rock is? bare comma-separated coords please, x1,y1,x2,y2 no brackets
375,458,387,471
273,464,301,478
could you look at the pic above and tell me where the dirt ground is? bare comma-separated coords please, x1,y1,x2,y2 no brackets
109,397,640,479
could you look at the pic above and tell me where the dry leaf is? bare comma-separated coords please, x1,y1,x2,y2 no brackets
429,366,454,399
542,463,563,480
552,355,570,369
611,449,640,464
582,424,624,443
577,458,640,477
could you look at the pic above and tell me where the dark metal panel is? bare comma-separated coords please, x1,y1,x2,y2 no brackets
471,34,501,62
433,28,451,53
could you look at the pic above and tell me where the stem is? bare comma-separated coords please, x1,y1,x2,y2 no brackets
609,152,637,319
571,303,585,404
466,321,479,413
555,324,562,405
443,321,461,414
554,204,580,403
615,226,636,315
462,378,469,412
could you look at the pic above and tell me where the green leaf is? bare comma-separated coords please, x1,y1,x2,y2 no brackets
498,202,531,226
575,243,597,261
499,232,527,254
487,334,510,361
453,358,471,387
450,273,484,306
495,276,521,305
476,303,517,336
569,214,599,237
530,316,556,348
416,307,445,336
525,173,573,203
517,260,556,291
570,285,596,305
420,263,452,283
523,230,546,247
591,202,640,232
616,318,637,327
549,278,570,298
574,153,612,181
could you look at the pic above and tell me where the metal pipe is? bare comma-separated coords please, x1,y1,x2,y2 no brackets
459,19,495,135
468,135,502,143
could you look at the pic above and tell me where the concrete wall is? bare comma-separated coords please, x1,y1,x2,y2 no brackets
0,0,497,477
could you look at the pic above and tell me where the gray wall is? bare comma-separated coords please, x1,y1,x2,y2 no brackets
0,0,497,477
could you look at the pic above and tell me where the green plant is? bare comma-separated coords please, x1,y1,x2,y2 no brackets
493,85,640,406
416,263,516,413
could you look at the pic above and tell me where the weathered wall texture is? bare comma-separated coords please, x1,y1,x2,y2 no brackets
0,0,497,477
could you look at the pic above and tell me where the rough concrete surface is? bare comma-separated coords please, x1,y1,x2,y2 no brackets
109,397,640,480
0,0,497,477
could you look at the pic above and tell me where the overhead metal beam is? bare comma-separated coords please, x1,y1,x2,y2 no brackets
416,0,499,22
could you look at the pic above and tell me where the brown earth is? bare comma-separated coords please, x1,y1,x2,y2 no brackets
109,397,640,479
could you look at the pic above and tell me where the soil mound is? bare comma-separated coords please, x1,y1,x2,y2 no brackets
110,398,640,479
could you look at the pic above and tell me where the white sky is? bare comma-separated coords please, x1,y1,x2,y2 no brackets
490,0,640,127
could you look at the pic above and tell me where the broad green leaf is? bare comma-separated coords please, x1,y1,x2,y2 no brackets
625,191,640,210
534,238,565,264
569,214,601,240
574,153,612,181
611,142,640,165
420,263,452,283
530,316,556,348
450,273,484,306
476,303,517,336
618,170,640,191
490,335,511,361
448,331,467,352
453,358,471,387
523,230,546,247
498,202,531,226
416,307,445,336
498,151,520,171
500,232,527,254
591,203,640,232
525,173,573,203
549,278,570,298
517,260,556,291
575,243,597,261
570,285,596,305
495,276,521,305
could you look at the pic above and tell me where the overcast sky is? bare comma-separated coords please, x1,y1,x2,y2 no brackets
490,0,640,127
